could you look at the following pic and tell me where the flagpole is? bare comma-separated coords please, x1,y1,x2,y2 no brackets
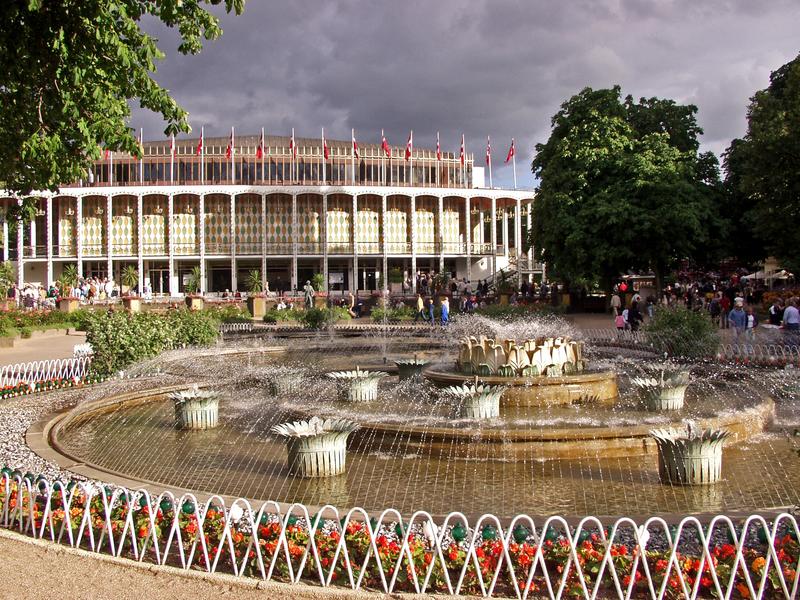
350,128,355,186
139,128,144,185
109,149,113,186
409,131,414,186
512,148,517,190
200,126,204,185
380,129,384,186
261,127,265,184
231,126,235,185
170,133,175,184
321,128,326,184
488,135,493,189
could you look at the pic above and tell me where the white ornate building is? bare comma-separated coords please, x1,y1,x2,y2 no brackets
2,134,538,294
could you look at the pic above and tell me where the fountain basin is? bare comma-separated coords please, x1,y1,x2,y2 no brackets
424,369,619,407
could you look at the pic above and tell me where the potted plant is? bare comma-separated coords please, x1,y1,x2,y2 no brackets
0,261,14,311
311,273,327,308
120,264,141,312
184,266,204,310
245,269,266,319
388,267,404,294
58,263,81,313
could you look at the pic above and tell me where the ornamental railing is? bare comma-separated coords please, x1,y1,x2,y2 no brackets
219,322,254,334
1,473,798,598
0,357,92,388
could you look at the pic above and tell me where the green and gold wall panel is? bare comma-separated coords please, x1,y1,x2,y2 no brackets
326,195,351,254
443,197,462,251
414,197,436,254
385,196,409,253
356,196,380,254
172,194,198,255
265,194,291,254
297,194,321,252
204,194,230,253
142,195,167,255
57,197,76,257
235,194,262,254
111,196,136,255
81,197,106,256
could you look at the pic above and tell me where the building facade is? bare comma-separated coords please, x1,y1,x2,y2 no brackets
1,134,538,294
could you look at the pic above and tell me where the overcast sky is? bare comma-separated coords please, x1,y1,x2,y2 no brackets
131,0,800,189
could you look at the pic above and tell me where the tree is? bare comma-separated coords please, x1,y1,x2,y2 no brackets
530,86,724,292
723,53,800,271
0,0,245,220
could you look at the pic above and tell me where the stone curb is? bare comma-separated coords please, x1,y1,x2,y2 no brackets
0,528,449,598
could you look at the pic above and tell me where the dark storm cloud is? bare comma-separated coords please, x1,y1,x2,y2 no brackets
131,0,800,188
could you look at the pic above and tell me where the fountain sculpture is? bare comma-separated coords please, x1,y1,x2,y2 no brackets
650,426,731,485
169,385,220,430
271,416,360,478
326,367,387,401
443,380,505,419
632,366,692,411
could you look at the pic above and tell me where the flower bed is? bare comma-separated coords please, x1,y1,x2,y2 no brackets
0,376,100,400
1,472,798,598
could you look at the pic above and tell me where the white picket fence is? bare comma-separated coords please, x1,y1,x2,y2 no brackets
0,357,92,388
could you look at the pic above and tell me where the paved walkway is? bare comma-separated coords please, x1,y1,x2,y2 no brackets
0,330,86,367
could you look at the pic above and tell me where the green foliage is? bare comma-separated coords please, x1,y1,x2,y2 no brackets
203,304,251,323
388,267,404,284
530,86,724,290
299,307,350,329
263,309,301,323
244,269,262,293
18,326,32,339
184,266,202,294
371,306,415,322
60,264,79,288
310,273,325,292
0,261,14,299
120,265,139,292
644,305,719,359
723,53,800,271
0,0,246,208
85,309,219,376
495,269,518,294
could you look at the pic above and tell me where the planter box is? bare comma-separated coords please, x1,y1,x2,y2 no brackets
314,295,328,309
185,295,204,311
122,296,141,313
247,295,267,319
499,293,510,306
59,298,80,313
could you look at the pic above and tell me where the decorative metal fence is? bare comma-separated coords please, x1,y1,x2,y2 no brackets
1,472,798,599
219,322,255,334
0,357,92,388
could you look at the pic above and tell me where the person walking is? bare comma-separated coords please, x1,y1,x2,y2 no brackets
610,292,621,316
427,296,435,325
414,293,425,322
744,305,758,355
628,302,643,332
769,298,784,326
440,296,450,325
782,297,800,345
729,298,747,346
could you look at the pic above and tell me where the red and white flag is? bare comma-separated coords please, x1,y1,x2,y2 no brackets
323,129,329,160
459,134,465,165
381,130,391,157
505,138,515,163
436,131,442,161
290,128,297,158
352,129,359,160
105,148,111,160
256,128,264,159
196,129,203,156
225,127,234,159
485,136,491,166
404,131,413,161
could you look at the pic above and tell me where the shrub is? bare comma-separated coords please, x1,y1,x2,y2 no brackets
299,307,350,329
371,306,415,322
85,309,219,376
644,305,720,359
263,309,301,323
204,304,251,323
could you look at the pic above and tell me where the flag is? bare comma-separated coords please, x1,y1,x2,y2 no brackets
290,128,297,158
405,131,413,161
105,148,111,160
459,134,465,165
505,138,515,163
196,130,203,155
381,130,391,157
485,136,491,166
436,131,441,161
323,129,329,160
352,130,359,159
256,129,264,159
225,127,234,159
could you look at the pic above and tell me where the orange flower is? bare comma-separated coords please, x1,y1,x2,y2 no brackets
736,582,750,598
751,556,767,572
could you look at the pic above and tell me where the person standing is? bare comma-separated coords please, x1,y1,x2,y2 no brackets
440,296,450,325
782,298,800,344
427,296,435,324
769,298,785,326
303,280,315,309
628,302,643,332
610,292,621,316
414,293,425,322
728,298,747,344
745,305,758,350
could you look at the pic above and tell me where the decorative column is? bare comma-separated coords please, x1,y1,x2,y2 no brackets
261,193,267,292
2,220,8,262
76,196,83,277
502,205,509,261
106,194,113,281
381,194,388,291
291,193,298,292
527,201,533,276
16,200,24,287
168,193,176,296
46,197,53,287
199,194,206,293
136,194,144,295
490,196,497,278
322,193,329,291
410,195,416,292
437,194,445,275
29,214,36,258
230,194,237,292
351,195,358,292
465,196,472,282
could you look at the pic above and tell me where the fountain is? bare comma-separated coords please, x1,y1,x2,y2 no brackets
271,416,360,478
632,366,691,411
426,335,618,406
394,356,430,380
443,380,505,419
265,366,308,395
650,426,731,485
326,367,387,401
169,385,220,430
